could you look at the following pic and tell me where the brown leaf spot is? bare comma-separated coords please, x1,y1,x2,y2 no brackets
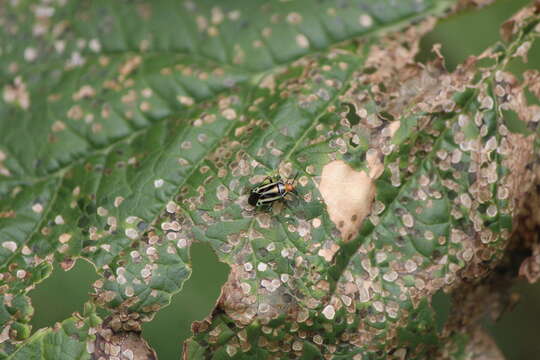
94,320,157,360
519,244,540,283
0,211,15,218
318,243,340,262
318,160,375,242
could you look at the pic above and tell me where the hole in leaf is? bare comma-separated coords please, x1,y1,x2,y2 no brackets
30,259,98,331
431,289,451,333
341,102,361,126
417,0,531,71
144,241,229,359
485,281,540,359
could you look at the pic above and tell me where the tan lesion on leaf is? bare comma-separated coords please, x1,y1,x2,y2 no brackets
259,73,276,94
0,210,15,218
94,317,157,360
118,56,142,82
2,76,30,110
318,160,381,243
455,0,496,11
317,243,340,262
500,2,540,42
515,161,540,285
520,70,540,124
519,243,540,283
217,263,296,327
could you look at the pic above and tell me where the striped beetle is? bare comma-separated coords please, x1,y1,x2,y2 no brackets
248,174,298,207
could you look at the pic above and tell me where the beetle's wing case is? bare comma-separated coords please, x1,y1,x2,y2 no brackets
248,191,261,206
256,193,284,206
253,181,275,194
256,181,283,197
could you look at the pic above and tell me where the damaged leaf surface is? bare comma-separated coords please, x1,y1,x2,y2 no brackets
0,0,539,359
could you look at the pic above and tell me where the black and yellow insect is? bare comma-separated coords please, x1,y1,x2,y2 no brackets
248,175,298,207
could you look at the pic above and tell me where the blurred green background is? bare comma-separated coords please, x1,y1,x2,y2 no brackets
29,0,540,359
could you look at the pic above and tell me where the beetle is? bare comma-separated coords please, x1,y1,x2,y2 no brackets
248,174,298,207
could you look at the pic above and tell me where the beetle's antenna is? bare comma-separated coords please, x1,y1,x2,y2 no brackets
289,172,299,195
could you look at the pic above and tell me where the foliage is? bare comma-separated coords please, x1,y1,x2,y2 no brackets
0,0,539,359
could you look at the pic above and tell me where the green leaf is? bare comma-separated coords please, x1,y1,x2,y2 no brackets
1,0,538,358
5,315,97,360
185,6,540,360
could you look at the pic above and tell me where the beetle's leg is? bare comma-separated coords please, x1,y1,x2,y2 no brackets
259,202,273,213
244,208,256,216
281,197,300,215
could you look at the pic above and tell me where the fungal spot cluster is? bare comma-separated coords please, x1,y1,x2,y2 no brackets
291,13,537,358
90,195,194,312
188,46,386,357
1,0,539,358
194,7,539,359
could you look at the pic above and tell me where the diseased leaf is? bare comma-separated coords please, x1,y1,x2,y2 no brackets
0,0,539,359
5,314,96,360
185,6,540,360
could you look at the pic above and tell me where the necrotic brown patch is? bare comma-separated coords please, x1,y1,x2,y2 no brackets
318,160,377,242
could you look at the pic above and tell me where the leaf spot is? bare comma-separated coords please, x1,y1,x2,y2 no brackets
319,160,376,242
358,14,373,27
322,305,335,320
